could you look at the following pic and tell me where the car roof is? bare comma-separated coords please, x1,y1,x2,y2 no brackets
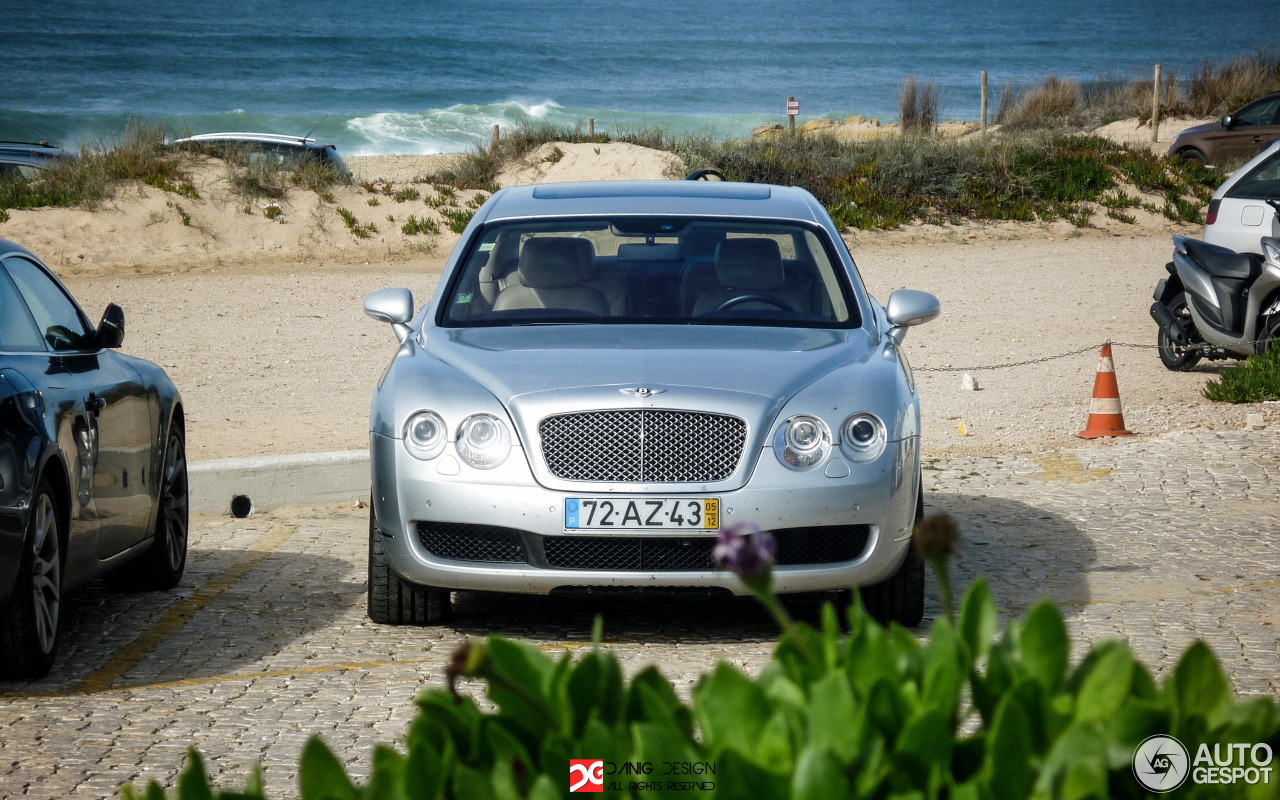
481,181,824,223
0,239,43,260
173,132,323,147
0,141,68,160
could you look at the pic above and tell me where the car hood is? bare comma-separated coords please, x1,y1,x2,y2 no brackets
1174,121,1221,140
425,324,876,491
426,324,872,403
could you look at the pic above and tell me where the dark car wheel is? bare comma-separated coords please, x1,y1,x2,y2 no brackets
1157,292,1203,371
839,483,926,628
1175,148,1206,164
105,428,189,591
0,480,62,678
368,503,450,625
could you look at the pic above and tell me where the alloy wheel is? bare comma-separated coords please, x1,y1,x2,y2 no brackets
161,435,189,572
30,493,60,655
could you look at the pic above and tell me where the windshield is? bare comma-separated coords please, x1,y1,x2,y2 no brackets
439,217,857,328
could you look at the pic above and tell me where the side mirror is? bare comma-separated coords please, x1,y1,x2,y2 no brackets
885,289,940,345
364,288,414,343
96,303,125,349
1221,114,1234,129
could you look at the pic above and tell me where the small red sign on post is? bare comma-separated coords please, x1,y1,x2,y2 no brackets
787,99,800,116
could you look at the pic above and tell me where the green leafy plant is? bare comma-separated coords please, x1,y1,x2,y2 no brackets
541,145,565,164
394,187,420,203
122,518,1279,800
0,209,10,223
439,207,474,234
401,214,440,236
263,204,282,221
1203,341,1280,402
367,197,380,206
336,207,376,239
1106,207,1137,224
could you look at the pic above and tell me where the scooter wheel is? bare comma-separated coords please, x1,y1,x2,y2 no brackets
1158,292,1202,371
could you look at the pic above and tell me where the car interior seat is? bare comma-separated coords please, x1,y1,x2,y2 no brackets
492,237,610,315
692,238,808,315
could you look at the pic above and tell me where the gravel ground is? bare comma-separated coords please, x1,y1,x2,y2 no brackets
60,230,1276,461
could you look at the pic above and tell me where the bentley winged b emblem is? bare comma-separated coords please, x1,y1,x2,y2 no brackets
619,387,666,396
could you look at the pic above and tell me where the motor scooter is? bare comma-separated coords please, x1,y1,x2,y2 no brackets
1150,230,1280,371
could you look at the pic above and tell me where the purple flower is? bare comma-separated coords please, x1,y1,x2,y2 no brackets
713,522,777,579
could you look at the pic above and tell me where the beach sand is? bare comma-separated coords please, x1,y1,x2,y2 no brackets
11,126,1271,462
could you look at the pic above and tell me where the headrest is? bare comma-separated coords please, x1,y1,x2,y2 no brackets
680,227,726,258
518,237,593,288
617,243,682,262
716,238,784,291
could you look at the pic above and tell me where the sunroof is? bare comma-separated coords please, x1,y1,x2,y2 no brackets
531,182,772,200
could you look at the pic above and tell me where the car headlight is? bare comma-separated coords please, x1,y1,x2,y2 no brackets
840,413,887,462
775,414,831,469
403,410,447,460
455,413,511,469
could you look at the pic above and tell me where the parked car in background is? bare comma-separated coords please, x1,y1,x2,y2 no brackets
0,240,187,678
1169,90,1280,165
363,180,940,628
1202,139,1280,254
172,132,351,180
0,141,69,180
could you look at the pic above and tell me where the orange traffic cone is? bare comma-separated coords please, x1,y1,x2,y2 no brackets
1078,343,1133,439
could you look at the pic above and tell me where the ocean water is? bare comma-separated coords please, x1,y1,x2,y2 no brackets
1,0,1271,154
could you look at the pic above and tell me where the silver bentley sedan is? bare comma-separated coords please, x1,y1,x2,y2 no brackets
364,180,939,626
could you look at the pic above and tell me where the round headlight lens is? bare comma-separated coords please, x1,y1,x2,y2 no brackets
775,415,831,469
456,413,511,470
403,410,447,460
840,413,886,462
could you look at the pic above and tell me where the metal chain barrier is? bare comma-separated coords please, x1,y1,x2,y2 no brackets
914,338,1275,373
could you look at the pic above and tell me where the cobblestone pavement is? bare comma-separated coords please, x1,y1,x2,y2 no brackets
1,430,1277,798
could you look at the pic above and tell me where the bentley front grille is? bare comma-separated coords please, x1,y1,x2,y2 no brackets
538,410,746,482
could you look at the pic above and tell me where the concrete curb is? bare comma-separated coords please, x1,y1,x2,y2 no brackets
189,450,369,515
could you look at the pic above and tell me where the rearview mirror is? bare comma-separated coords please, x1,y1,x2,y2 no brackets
1221,114,1234,129
96,303,125,349
364,288,414,342
885,289,940,345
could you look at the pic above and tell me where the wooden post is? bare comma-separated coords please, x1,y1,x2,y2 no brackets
490,124,500,154
980,70,988,136
1152,64,1161,143
588,118,594,139
788,96,796,136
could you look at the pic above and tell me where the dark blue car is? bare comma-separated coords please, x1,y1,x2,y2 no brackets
0,240,187,678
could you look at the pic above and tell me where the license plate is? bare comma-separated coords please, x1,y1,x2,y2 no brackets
565,498,719,531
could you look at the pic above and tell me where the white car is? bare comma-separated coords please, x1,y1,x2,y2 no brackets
1203,139,1280,255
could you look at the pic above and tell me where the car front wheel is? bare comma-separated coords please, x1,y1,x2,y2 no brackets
0,480,63,678
368,504,451,625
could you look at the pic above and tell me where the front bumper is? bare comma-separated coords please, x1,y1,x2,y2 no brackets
370,432,918,595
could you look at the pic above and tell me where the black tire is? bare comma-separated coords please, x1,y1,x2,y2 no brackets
105,428,189,591
1157,291,1203,371
1176,148,1206,164
1258,314,1280,356
839,483,926,628
0,480,63,678
368,504,450,625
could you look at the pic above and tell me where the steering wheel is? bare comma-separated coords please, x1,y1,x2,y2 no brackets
713,293,791,313
685,168,726,181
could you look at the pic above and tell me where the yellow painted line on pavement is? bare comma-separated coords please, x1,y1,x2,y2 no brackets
69,524,296,695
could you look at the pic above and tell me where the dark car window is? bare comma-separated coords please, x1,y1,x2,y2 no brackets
0,265,47,351
1226,151,1280,200
1236,97,1280,127
440,217,857,329
2,256,94,351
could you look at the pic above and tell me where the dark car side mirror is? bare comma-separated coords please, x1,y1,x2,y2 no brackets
1221,114,1234,129
96,303,125,348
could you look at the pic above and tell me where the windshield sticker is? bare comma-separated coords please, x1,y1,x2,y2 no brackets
456,292,473,304
478,243,495,252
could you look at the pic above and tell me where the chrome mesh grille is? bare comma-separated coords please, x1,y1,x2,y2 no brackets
538,410,746,482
